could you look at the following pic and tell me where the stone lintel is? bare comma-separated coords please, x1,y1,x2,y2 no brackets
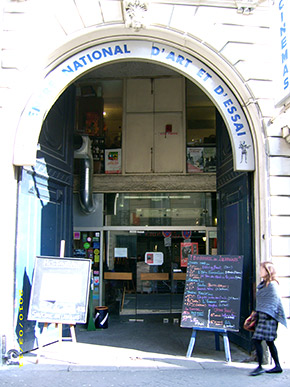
74,173,216,193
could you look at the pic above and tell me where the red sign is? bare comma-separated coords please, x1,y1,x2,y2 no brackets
180,242,198,267
146,253,154,264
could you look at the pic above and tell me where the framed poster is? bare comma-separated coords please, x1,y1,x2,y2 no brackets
105,149,121,174
28,256,91,324
186,147,204,172
180,242,198,267
114,247,128,258
145,252,164,265
203,147,216,172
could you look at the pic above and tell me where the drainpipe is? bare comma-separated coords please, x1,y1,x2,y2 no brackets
74,135,96,214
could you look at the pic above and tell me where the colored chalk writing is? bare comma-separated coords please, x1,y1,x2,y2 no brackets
181,255,243,331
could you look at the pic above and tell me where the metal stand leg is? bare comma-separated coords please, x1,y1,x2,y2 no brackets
186,329,197,357
222,333,231,362
185,328,231,362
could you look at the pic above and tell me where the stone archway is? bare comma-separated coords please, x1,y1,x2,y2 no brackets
13,34,260,353
13,39,255,172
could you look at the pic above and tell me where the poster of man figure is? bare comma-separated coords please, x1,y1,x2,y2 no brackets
180,242,198,267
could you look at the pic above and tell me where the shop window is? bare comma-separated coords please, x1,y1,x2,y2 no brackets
186,80,216,173
74,76,217,175
74,80,123,174
105,192,216,227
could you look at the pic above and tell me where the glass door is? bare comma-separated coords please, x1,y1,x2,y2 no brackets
102,229,210,320
103,230,137,316
135,231,171,316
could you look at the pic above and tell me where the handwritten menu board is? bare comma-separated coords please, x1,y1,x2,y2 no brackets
28,256,91,324
181,255,243,331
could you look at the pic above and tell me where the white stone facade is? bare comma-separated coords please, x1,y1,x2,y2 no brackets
0,0,289,358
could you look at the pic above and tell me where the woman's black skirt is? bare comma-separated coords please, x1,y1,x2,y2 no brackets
252,312,278,341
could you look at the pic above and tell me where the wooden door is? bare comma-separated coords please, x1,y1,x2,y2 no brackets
125,113,154,173
124,78,185,173
14,86,75,351
216,111,254,352
154,112,184,172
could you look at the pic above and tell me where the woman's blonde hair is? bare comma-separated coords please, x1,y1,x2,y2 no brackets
261,261,279,286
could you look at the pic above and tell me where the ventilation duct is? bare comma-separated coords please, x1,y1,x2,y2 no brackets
74,135,96,214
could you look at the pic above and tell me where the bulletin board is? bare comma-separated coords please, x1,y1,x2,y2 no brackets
28,256,91,324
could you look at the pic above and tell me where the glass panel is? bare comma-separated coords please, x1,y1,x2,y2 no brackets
136,232,170,315
102,80,123,149
105,193,217,227
104,231,137,316
186,79,216,173
103,230,210,319
209,230,218,255
74,80,123,174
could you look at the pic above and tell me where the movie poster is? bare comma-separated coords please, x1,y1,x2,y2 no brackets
105,149,121,174
180,242,198,267
186,147,204,172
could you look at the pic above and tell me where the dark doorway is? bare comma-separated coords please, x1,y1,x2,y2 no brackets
216,111,254,352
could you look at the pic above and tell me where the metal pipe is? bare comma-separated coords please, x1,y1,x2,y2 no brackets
79,156,96,214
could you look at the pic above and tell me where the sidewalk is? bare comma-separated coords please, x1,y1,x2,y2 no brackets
1,318,289,386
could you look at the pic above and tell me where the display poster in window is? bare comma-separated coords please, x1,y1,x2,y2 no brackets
186,147,204,172
203,148,216,172
114,247,128,258
181,254,243,331
145,252,164,265
180,242,198,267
84,112,101,135
27,256,91,324
105,149,121,174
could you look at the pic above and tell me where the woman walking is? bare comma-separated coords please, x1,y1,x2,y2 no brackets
250,261,287,376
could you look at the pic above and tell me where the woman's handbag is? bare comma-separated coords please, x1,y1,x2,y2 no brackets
243,311,257,332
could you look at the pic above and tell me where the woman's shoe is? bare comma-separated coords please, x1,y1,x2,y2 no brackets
250,366,265,376
266,366,283,373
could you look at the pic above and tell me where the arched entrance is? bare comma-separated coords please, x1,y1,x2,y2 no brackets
13,38,256,352
13,39,255,170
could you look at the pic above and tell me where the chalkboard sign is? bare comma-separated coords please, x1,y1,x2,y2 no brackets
181,255,243,331
28,256,91,324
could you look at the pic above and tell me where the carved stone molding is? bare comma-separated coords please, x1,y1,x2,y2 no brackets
123,0,149,31
235,0,260,14
74,173,216,193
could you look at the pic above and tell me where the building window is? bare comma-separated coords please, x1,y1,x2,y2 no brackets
186,80,216,173
105,192,217,227
74,76,217,175
75,80,123,174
